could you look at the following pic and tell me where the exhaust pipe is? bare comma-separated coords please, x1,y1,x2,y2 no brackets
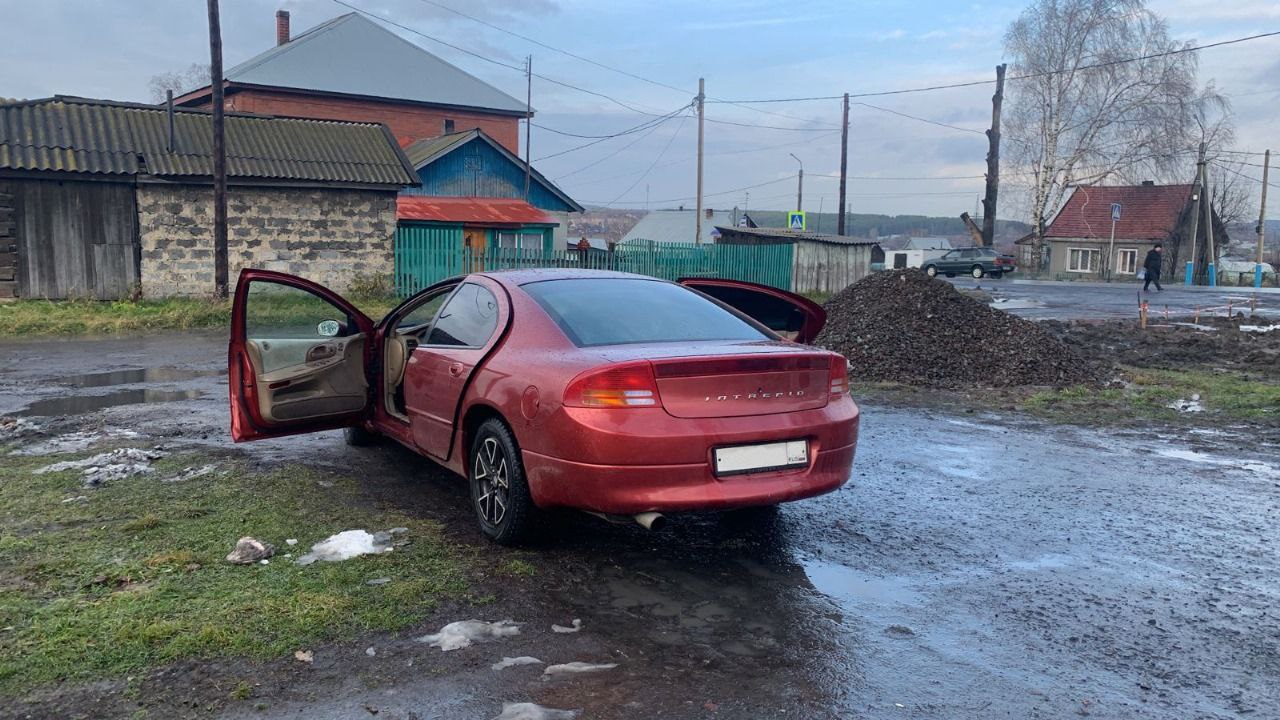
585,511,666,531
633,512,665,531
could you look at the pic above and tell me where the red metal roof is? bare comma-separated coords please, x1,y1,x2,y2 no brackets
1045,184,1193,241
396,196,556,225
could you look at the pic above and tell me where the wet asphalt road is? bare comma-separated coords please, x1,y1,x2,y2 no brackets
943,276,1280,321
2,332,1279,719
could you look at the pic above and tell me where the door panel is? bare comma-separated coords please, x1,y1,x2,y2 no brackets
463,228,486,273
678,277,826,343
403,279,508,459
229,270,374,442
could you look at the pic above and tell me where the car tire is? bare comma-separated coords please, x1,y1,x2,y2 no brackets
924,265,938,278
971,265,985,279
470,417,538,545
991,271,1004,279
945,273,955,278
343,425,379,446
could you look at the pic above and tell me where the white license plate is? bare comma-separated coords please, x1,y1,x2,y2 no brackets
714,440,809,476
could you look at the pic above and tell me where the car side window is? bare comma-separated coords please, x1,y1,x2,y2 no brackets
426,283,499,347
397,286,455,332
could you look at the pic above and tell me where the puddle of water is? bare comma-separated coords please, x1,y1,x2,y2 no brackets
17,389,203,416
59,367,223,388
803,558,922,606
1007,553,1074,571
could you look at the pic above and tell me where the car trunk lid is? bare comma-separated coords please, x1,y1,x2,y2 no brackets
647,350,831,419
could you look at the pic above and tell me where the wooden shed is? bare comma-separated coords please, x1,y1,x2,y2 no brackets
714,225,881,295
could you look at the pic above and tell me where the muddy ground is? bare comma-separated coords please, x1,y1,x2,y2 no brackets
2,331,1279,720
1044,316,1280,378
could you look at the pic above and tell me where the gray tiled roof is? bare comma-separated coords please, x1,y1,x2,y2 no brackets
0,96,418,186
714,225,881,246
621,209,740,245
219,13,528,115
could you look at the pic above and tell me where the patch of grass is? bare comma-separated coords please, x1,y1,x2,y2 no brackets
497,558,538,578
0,451,467,694
0,294,399,337
1023,367,1280,425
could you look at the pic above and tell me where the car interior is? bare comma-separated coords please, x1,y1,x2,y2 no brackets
381,283,458,420
243,334,369,423
688,284,808,340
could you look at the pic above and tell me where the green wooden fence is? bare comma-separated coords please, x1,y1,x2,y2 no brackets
394,229,794,296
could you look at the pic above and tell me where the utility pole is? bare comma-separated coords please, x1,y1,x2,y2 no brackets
207,0,228,299
695,78,705,245
837,93,849,235
981,64,1006,247
789,153,804,212
1184,143,1205,286
524,56,532,200
1256,149,1270,288
1202,156,1217,287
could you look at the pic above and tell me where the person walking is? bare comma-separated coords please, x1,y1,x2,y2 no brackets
1142,243,1164,292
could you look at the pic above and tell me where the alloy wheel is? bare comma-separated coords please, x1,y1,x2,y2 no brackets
474,436,509,527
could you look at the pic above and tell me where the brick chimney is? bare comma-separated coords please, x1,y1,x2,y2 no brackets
276,10,291,46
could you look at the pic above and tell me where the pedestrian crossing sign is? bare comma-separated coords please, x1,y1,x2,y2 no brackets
788,211,806,231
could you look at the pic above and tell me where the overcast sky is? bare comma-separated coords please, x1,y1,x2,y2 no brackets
1,0,1277,218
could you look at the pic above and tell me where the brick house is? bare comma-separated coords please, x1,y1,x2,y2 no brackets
0,97,417,299
175,11,528,153
1017,181,1228,280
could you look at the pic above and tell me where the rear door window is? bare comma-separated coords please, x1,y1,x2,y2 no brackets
425,283,500,347
522,278,769,347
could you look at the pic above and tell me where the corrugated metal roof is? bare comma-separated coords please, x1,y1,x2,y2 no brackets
0,97,418,186
620,209,740,245
397,196,555,225
403,131,475,168
1046,184,1194,240
715,225,881,246
210,13,527,115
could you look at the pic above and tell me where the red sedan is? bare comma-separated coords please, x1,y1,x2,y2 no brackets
229,268,860,544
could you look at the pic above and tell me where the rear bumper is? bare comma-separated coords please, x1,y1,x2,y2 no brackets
522,399,859,514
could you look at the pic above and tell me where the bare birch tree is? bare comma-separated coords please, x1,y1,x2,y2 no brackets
148,63,212,104
1004,0,1228,271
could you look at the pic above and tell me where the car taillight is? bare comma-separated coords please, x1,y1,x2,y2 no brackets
564,361,661,408
829,354,849,398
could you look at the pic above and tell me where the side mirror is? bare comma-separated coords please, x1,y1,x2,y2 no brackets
317,320,341,337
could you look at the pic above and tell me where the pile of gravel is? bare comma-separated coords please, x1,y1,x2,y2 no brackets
814,271,1100,388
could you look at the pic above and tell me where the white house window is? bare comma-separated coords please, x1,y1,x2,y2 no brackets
1068,247,1100,273
1116,249,1137,275
497,231,543,251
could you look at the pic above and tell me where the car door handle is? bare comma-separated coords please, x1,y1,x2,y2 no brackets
447,362,465,377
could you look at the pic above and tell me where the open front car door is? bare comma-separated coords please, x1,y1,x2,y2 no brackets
229,269,375,442
678,277,827,344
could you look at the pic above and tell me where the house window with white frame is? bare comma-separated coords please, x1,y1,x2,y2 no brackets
1068,247,1100,273
496,231,544,251
1116,248,1137,275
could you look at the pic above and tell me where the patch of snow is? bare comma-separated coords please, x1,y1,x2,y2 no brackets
989,298,1045,310
1240,324,1279,333
366,577,391,586
365,647,376,657
542,661,618,676
163,464,217,483
1171,322,1217,332
61,495,89,503
492,656,543,671
0,416,40,442
551,619,582,634
417,620,521,651
285,538,298,546
1167,394,1204,413
492,703,579,720
294,529,395,566
13,428,139,456
34,447,164,486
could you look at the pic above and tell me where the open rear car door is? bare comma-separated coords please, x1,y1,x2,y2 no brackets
229,269,375,442
678,277,826,343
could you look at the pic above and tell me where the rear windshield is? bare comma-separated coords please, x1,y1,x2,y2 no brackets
522,278,770,347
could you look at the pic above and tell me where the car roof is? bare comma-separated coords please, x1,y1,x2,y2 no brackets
477,268,668,287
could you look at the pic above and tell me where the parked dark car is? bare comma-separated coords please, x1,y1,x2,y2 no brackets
923,248,1017,279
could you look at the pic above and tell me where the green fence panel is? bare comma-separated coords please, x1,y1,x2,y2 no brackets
394,231,794,296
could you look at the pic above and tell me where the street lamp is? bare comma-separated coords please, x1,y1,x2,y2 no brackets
789,153,803,213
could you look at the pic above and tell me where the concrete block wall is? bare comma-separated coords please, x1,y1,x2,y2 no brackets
138,184,396,297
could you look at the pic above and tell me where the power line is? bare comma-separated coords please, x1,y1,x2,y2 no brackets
582,174,799,205
533,104,691,139
333,0,668,117
852,101,985,135
1213,160,1280,190
704,117,841,132
553,110,690,181
533,106,688,162
709,30,1280,104
605,114,691,205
